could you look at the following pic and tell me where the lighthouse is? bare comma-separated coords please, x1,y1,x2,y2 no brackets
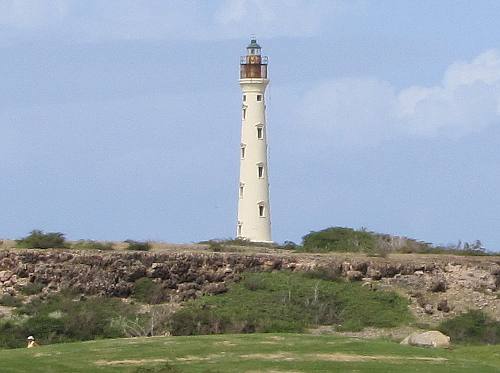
236,38,272,243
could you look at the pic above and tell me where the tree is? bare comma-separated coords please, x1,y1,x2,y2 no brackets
16,230,66,249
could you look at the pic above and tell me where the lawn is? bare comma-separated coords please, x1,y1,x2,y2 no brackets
1,333,499,373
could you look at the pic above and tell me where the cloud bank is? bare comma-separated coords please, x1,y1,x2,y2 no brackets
300,49,500,145
0,0,353,44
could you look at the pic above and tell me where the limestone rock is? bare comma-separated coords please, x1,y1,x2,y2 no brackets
400,331,450,348
346,270,363,282
429,277,447,292
424,304,434,314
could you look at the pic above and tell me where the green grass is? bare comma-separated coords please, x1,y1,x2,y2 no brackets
170,272,412,335
0,333,499,372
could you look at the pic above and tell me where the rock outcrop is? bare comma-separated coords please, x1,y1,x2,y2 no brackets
0,249,499,323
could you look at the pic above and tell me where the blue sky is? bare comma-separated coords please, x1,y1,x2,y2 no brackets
1,0,500,249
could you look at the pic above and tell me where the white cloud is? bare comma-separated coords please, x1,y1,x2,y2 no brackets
214,0,339,38
0,0,352,44
0,0,68,29
300,49,500,145
301,78,399,146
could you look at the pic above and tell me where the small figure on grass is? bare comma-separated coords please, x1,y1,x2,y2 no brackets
27,336,39,348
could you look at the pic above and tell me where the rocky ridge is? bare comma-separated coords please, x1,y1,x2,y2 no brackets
0,248,499,324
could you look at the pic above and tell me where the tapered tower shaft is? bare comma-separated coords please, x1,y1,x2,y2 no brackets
237,39,272,243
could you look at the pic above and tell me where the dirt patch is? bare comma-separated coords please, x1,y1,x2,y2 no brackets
176,353,224,362
215,340,236,347
267,336,286,341
240,353,297,361
95,358,169,366
240,352,448,363
311,353,447,362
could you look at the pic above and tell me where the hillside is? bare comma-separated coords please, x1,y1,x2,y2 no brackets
1,333,499,373
1,247,499,325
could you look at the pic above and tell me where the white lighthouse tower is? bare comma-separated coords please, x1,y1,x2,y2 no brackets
236,38,272,243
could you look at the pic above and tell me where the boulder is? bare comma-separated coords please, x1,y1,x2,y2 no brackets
346,270,363,282
437,299,450,313
400,331,450,348
429,277,447,292
424,304,434,314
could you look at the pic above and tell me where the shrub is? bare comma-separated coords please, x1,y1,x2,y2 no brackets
71,240,114,251
299,226,493,255
199,238,275,249
19,282,44,295
125,240,151,251
132,278,168,304
277,241,299,250
439,310,500,344
16,230,66,249
17,291,138,345
0,294,23,307
303,266,341,281
169,272,411,336
0,320,26,348
301,227,377,253
242,276,268,291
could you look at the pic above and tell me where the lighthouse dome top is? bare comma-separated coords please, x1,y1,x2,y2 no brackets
247,38,262,55
247,38,261,49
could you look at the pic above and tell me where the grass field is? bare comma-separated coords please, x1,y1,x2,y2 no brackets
1,333,499,373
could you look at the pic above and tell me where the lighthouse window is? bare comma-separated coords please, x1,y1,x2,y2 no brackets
238,224,242,236
257,127,263,139
241,145,246,159
257,95,262,101
242,107,246,120
239,184,244,198
258,204,265,217
258,165,264,178
243,95,246,102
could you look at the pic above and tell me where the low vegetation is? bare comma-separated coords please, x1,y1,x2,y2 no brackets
16,230,67,249
71,240,114,251
18,282,44,296
0,290,139,349
170,271,411,335
125,239,151,251
439,310,500,344
132,277,169,304
0,294,23,308
299,226,491,256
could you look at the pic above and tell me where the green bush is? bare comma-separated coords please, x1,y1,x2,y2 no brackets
200,238,275,250
300,226,493,255
277,241,300,250
19,282,44,295
0,294,23,307
242,276,268,291
303,266,341,281
13,291,138,346
71,240,114,251
170,272,411,336
16,230,66,249
439,310,500,344
0,320,26,348
132,278,168,304
301,227,377,253
125,240,151,251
